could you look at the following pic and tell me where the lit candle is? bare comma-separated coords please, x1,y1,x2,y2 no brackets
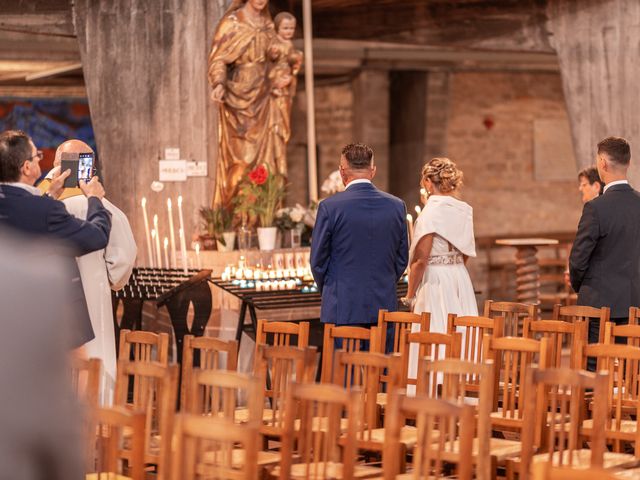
406,214,414,245
195,243,201,269
179,228,187,273
141,197,154,267
153,215,162,268
163,237,169,268
151,229,161,269
177,196,187,273
415,205,421,216
167,198,177,268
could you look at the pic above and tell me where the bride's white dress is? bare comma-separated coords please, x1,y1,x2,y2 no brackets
407,195,478,387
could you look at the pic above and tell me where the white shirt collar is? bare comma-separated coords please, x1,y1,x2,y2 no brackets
345,179,372,190
0,182,41,196
603,179,629,193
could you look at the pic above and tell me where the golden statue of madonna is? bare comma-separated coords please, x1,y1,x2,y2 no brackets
208,0,302,210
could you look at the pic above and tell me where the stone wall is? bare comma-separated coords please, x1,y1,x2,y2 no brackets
445,71,583,238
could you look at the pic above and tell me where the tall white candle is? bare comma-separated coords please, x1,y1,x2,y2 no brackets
195,243,201,269
179,228,187,273
151,229,160,269
141,197,154,267
153,215,162,268
163,237,169,268
406,214,414,245
167,198,177,268
177,196,188,273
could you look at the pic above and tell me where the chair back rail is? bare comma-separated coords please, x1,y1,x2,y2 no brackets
377,309,430,354
181,335,238,408
520,368,608,480
118,329,170,365
320,325,380,383
382,390,474,480
484,300,537,337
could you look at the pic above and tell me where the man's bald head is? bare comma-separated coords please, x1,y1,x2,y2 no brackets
54,140,94,167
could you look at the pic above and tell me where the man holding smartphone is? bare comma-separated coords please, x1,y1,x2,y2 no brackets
0,130,111,351
39,140,136,398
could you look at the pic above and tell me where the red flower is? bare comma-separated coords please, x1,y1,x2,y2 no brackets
248,164,268,185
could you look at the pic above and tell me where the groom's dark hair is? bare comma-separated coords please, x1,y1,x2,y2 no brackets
341,143,373,169
598,137,631,166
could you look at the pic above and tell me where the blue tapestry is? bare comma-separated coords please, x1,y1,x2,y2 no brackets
0,97,96,171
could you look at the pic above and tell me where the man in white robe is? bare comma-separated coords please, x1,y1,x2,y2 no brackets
39,140,137,401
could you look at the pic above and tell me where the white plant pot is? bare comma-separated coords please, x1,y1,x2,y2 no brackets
257,226,278,251
216,231,236,252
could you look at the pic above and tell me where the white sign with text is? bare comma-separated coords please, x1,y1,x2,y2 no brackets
159,160,187,182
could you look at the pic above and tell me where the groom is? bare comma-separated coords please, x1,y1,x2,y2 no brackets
311,143,408,331
570,137,640,363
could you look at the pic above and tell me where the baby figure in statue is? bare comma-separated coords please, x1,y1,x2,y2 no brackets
268,12,303,98
268,11,303,175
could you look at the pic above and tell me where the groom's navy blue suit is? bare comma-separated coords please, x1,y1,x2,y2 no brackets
311,181,408,326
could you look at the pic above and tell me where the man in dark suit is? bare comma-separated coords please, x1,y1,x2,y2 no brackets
311,143,408,331
570,136,640,363
0,130,112,349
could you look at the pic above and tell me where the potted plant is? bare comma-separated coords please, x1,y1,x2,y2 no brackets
199,205,236,252
237,164,286,251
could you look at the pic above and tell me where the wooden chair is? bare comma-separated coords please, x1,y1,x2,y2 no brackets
604,321,640,348
253,345,317,437
400,329,462,390
113,360,178,473
186,368,282,470
71,356,102,407
377,309,430,354
581,343,640,455
531,463,619,480
170,414,260,480
86,406,145,480
118,329,170,365
279,382,381,479
181,335,238,408
484,300,537,337
523,319,587,369
629,307,640,326
447,314,504,395
517,368,633,480
552,304,610,344
332,350,404,451
320,325,380,383
256,319,310,349
483,335,550,435
185,369,261,420
382,389,475,480
417,358,521,480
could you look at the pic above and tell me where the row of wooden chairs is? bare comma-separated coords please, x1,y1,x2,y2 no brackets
74,297,640,479
80,349,640,479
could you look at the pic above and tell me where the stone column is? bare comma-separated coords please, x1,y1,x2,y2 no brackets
547,0,640,184
73,0,223,258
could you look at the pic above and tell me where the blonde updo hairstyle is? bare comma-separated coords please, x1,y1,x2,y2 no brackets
421,157,463,194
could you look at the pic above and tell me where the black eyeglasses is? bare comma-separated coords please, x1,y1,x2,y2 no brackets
25,150,44,162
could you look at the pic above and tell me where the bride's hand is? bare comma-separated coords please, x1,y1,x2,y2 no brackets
400,296,416,308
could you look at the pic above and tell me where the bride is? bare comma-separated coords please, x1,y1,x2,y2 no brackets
401,158,478,383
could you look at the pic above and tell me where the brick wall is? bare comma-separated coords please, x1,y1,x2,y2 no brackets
446,71,583,238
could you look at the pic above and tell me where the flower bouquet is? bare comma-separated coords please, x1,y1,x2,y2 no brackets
236,164,286,250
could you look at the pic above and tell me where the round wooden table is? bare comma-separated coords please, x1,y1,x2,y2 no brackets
495,238,559,305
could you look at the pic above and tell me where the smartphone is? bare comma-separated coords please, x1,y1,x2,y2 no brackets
77,152,95,183
61,152,95,188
